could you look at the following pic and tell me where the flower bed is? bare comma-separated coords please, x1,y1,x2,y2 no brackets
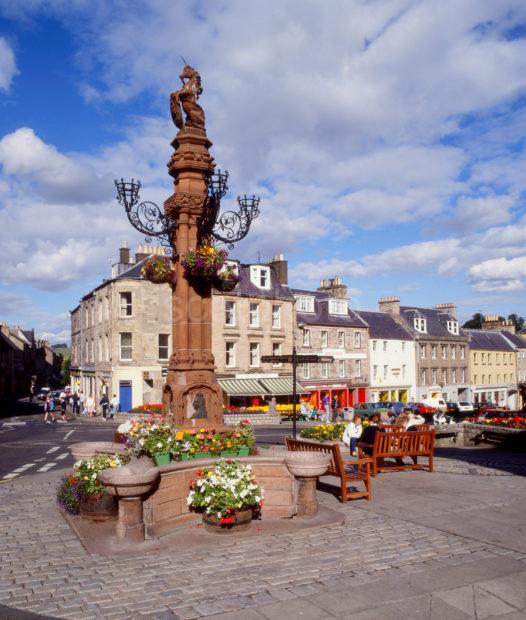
131,403,163,415
469,416,526,430
300,422,347,442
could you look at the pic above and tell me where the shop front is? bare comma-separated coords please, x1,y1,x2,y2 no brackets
301,382,368,410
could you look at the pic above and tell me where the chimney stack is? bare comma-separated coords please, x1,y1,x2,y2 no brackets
119,240,130,265
482,315,515,334
134,244,149,263
317,275,348,299
436,303,457,319
378,296,400,317
268,254,288,285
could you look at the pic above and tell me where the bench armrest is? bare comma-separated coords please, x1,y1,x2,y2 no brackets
343,457,372,465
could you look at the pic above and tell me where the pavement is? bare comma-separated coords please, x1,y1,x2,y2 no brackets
0,421,525,619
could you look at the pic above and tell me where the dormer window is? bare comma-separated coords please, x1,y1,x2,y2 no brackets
414,317,427,333
296,296,315,313
447,320,459,335
328,299,347,315
250,266,270,289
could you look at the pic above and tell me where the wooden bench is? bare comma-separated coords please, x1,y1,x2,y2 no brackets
357,429,435,477
286,437,372,503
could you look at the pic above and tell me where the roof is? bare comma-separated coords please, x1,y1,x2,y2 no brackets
501,331,526,349
292,288,366,328
222,264,295,301
357,311,413,340
399,306,468,340
465,329,515,351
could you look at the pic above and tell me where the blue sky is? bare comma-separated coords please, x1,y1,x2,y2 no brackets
0,0,526,343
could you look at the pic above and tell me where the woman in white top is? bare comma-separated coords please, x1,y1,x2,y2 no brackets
406,411,425,430
342,415,363,456
85,395,96,418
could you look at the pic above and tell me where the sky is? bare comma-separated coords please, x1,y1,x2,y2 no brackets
0,0,526,344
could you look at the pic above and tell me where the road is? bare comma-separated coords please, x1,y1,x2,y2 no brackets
0,417,293,481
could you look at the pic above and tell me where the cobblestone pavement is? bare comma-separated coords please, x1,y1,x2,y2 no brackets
0,450,525,619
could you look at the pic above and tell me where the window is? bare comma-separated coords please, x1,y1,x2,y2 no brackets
321,330,328,348
249,303,259,327
414,317,427,332
303,329,310,347
158,334,169,360
225,301,236,326
338,331,345,348
328,299,347,315
474,374,478,384
420,345,426,359
383,365,388,379
225,342,236,367
474,352,478,364
431,345,437,359
482,374,485,383
250,266,270,289
104,296,109,320
421,370,427,385
373,365,378,379
354,332,362,348
447,320,459,335
482,352,486,364
356,360,362,377
338,360,345,378
441,345,447,359
402,341,406,352
383,341,387,352
271,305,281,328
249,342,260,367
90,339,94,362
372,340,377,351
496,353,500,364
98,299,103,323
296,296,315,312
461,369,465,383
98,335,102,361
452,368,456,383
488,353,492,364
272,342,282,366
432,368,437,384
402,364,406,378
451,346,456,360
321,362,329,378
460,346,465,360
119,292,132,317
120,333,132,360
302,364,310,379
105,334,109,361
442,369,447,384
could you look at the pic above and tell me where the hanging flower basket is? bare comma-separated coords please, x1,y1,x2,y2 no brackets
213,267,240,292
141,255,177,285
181,245,227,281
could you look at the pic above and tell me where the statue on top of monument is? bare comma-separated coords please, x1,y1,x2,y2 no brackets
170,64,206,131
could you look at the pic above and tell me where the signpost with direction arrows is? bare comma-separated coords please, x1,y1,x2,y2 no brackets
261,353,334,438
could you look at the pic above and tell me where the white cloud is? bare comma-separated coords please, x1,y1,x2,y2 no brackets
468,255,526,291
0,37,17,91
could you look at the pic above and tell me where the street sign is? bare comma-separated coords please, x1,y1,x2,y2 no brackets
161,367,168,377
261,354,334,364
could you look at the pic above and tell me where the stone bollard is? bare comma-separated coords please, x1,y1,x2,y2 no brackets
98,456,158,543
285,452,330,518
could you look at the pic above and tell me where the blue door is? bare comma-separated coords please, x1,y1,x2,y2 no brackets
119,381,132,413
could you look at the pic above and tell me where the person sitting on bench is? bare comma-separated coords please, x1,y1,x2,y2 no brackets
359,413,384,456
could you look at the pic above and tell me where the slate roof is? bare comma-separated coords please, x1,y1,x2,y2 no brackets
399,306,468,341
465,329,515,351
501,331,526,349
357,310,413,340
291,288,367,328
225,265,295,301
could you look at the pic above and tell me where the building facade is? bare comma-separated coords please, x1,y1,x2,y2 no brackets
293,277,370,408
356,310,416,403
377,298,470,402
466,329,517,408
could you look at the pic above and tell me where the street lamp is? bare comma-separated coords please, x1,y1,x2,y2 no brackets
291,322,306,439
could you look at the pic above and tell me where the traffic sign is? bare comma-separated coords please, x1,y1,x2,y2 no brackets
261,354,334,364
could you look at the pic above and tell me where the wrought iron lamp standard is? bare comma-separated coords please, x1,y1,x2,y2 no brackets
113,63,260,430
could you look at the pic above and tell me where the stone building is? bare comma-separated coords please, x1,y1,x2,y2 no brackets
292,277,370,407
356,310,416,403
466,329,517,408
378,298,470,402
71,246,299,410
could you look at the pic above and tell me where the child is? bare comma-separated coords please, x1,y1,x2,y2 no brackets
342,414,363,456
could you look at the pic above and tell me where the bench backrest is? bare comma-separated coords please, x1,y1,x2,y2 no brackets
373,430,435,457
382,424,431,432
286,437,343,476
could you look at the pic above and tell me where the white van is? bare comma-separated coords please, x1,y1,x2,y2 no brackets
421,398,447,412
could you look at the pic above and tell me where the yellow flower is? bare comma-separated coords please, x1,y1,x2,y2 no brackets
175,431,184,440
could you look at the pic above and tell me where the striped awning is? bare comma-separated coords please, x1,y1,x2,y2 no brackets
259,377,308,396
217,378,266,396
217,376,308,397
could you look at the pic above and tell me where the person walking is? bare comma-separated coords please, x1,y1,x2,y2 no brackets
109,394,119,419
85,394,96,418
71,392,80,416
330,396,338,422
60,395,68,422
100,394,109,420
342,414,363,456
43,396,55,424
322,394,330,423
79,391,86,415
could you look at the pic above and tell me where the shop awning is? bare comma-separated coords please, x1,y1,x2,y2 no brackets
217,378,266,396
259,377,308,396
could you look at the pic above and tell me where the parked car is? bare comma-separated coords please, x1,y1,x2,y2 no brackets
37,387,50,400
382,401,405,414
352,402,391,418
407,402,436,414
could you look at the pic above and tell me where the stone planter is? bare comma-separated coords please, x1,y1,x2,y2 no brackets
285,452,331,518
202,507,253,534
79,492,117,521
70,441,126,462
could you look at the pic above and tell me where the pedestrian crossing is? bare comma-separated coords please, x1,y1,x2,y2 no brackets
1,435,74,481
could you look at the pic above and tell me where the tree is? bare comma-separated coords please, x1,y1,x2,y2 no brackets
62,357,71,385
508,314,525,332
462,313,484,329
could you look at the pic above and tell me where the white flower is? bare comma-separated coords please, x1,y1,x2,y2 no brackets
92,473,97,480
156,442,163,448
139,439,145,446
217,512,222,518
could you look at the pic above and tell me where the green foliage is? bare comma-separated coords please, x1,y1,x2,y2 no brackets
462,312,484,329
73,453,129,495
300,422,346,442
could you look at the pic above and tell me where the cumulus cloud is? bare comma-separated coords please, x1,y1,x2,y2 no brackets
0,37,17,91
468,255,526,291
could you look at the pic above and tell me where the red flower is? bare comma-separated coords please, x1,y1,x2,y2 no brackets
219,516,235,524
